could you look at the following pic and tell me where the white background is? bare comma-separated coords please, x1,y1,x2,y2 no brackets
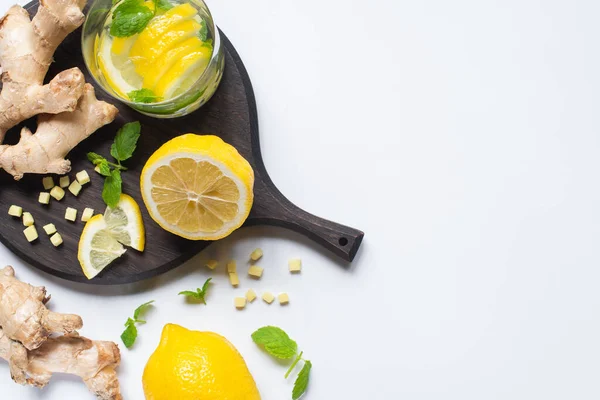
2,0,600,399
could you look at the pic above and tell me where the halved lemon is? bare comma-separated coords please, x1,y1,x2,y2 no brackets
140,134,254,240
78,194,145,279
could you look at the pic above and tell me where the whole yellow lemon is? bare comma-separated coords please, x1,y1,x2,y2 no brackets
143,324,261,400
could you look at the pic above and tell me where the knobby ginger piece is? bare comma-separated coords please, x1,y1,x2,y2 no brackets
227,260,237,273
228,272,239,287
248,266,264,279
69,180,82,196
289,259,302,273
22,212,34,227
76,170,90,185
278,293,290,305
59,176,70,188
82,208,94,222
205,259,218,270
250,248,263,261
65,207,77,222
245,289,257,303
38,192,50,205
234,297,246,309
43,223,56,235
262,292,275,304
23,226,38,242
50,186,65,201
8,205,22,217
50,233,63,247
42,177,54,190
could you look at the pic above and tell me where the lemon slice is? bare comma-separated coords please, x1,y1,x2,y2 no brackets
140,134,254,240
97,34,140,98
104,194,145,251
78,215,126,279
154,50,210,98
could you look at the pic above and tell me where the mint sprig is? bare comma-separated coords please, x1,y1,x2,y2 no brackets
110,0,154,37
121,300,154,348
128,88,162,104
252,326,312,399
179,278,212,304
87,121,141,207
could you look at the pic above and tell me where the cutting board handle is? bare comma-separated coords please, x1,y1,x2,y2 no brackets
250,182,364,262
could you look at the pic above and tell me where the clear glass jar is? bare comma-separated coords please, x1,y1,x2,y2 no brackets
82,0,225,118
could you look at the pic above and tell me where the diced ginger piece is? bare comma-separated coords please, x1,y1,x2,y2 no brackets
250,248,263,261
50,186,65,201
262,292,275,304
245,289,257,303
50,233,63,247
38,192,50,205
228,272,239,287
43,223,56,235
81,208,94,222
22,212,34,227
59,176,70,188
278,293,290,305
65,207,77,222
205,259,218,270
289,259,302,273
234,297,246,309
94,166,101,174
227,260,236,273
76,170,90,185
23,226,38,242
68,180,82,196
8,205,22,217
248,265,264,279
42,176,54,190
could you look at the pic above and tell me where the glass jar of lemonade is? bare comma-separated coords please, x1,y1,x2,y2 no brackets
82,0,224,118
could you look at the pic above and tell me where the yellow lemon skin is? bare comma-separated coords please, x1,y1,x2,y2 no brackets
143,324,261,400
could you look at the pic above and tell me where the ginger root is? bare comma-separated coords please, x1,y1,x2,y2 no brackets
0,266,122,399
0,1,87,141
0,83,119,180
0,266,82,350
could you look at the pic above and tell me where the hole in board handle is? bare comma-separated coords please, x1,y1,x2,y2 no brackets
338,237,348,246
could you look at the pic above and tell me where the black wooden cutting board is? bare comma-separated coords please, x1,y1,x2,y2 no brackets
0,2,364,284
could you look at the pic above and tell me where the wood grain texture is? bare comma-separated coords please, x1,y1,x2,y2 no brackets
0,1,364,284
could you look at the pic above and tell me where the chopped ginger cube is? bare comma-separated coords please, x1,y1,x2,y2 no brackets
59,176,70,188
228,272,239,287
205,259,218,270
248,265,264,279
38,192,50,205
278,293,290,305
250,248,263,261
65,207,77,222
81,208,94,222
289,259,302,273
22,212,34,227
68,180,82,196
50,186,65,201
245,289,257,303
50,233,63,247
234,297,247,309
227,260,237,273
23,226,38,242
8,205,22,217
42,176,54,190
262,292,275,304
94,166,101,174
76,170,90,185
43,223,56,235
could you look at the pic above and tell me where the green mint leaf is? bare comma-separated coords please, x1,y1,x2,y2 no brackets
97,160,112,177
251,326,298,359
133,300,155,321
154,0,173,11
196,277,212,304
292,360,312,400
102,169,122,207
128,88,162,103
111,121,141,162
121,322,138,348
179,290,201,299
124,317,135,327
198,21,208,41
87,152,106,165
110,0,153,37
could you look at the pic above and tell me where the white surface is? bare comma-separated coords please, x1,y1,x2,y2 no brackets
2,0,600,399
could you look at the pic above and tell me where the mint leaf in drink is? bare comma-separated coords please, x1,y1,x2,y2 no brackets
102,169,122,208
154,0,173,11
111,121,141,162
198,21,208,41
110,0,154,37
128,88,162,103
251,326,298,359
